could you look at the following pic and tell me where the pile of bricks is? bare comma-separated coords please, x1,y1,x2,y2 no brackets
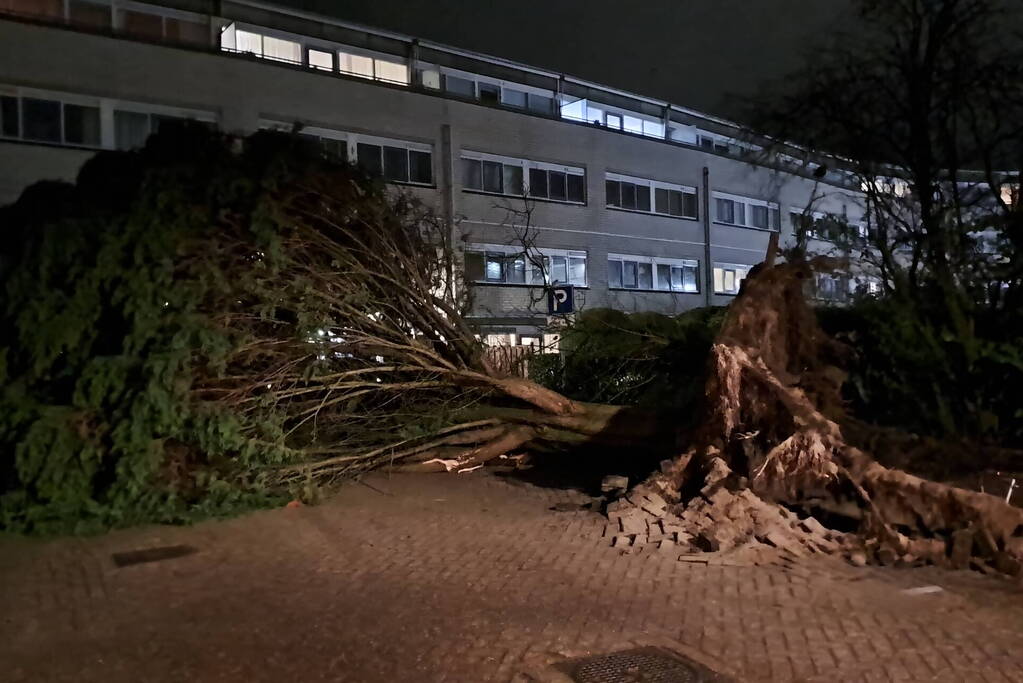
602,458,848,564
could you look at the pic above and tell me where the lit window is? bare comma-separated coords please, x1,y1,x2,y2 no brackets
308,48,333,71
236,29,262,55
261,36,300,62
623,115,643,135
606,113,622,130
339,51,374,79
375,58,409,85
466,248,585,286
713,264,751,295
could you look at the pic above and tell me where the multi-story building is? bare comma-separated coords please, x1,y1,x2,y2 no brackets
0,0,871,343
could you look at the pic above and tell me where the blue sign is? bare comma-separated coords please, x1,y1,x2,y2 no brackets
547,285,575,315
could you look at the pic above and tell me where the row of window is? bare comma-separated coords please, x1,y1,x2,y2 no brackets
713,192,781,231
461,153,585,203
790,211,870,243
465,246,752,295
606,174,699,219
0,89,214,150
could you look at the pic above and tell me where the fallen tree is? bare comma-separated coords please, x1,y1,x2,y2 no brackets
2,126,1019,578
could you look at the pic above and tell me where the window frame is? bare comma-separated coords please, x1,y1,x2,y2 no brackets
464,243,587,287
712,262,753,296
712,191,780,231
607,253,700,293
605,172,698,220
461,151,584,204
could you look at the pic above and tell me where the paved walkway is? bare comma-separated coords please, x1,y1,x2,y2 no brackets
2,471,1022,682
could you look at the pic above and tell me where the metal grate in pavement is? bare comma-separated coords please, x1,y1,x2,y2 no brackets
559,647,715,682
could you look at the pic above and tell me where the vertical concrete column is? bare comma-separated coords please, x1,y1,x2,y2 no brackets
440,122,457,251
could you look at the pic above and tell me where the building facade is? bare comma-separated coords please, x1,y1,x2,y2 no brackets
0,0,870,343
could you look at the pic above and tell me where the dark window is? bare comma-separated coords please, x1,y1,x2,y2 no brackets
1,96,19,137
716,198,735,224
444,75,475,98
63,104,100,145
567,174,584,202
357,143,382,176
700,137,714,150
752,205,768,229
409,150,432,184
606,180,621,207
122,10,163,39
683,192,698,219
528,168,548,198
462,158,482,190
382,145,409,182
465,252,484,281
655,188,669,214
635,185,651,211
608,260,623,288
11,0,63,19
479,82,500,104
22,98,61,142
69,0,111,28
116,111,153,149
165,18,208,45
621,182,637,209
770,208,781,231
482,160,503,193
527,94,553,114
669,191,684,216
549,171,567,201
501,88,527,108
321,138,347,162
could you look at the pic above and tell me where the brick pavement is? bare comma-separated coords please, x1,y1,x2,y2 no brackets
1,471,1022,682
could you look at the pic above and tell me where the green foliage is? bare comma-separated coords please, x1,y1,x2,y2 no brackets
0,125,368,534
819,296,1023,447
531,307,726,416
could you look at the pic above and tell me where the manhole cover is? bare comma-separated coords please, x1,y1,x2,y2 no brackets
559,647,718,683
112,544,197,567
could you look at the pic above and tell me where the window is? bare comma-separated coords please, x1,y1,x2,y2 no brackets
69,0,110,29
6,0,63,20
114,110,213,150
1,96,19,137
465,246,586,286
357,140,432,185
529,168,584,202
165,17,207,45
444,75,475,98
462,153,581,202
479,82,500,104
608,255,699,292
333,50,408,84
501,88,527,108
307,48,334,71
607,174,697,219
815,274,851,303
713,264,752,295
122,9,163,39
527,93,553,114
791,210,861,243
713,193,779,230
22,98,63,143
63,103,100,145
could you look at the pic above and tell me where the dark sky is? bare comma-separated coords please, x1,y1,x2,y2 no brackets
280,0,855,121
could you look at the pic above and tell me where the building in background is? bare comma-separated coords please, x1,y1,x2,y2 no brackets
0,0,872,343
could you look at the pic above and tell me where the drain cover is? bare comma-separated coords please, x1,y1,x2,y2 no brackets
559,647,724,683
112,544,197,567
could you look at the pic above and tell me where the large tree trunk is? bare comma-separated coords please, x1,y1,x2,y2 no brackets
614,256,1023,576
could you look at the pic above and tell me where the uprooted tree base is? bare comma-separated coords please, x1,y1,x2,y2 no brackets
603,258,1023,576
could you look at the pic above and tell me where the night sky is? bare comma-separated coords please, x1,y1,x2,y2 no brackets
278,0,855,122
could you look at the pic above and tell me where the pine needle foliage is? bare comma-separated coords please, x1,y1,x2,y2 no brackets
0,125,448,533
